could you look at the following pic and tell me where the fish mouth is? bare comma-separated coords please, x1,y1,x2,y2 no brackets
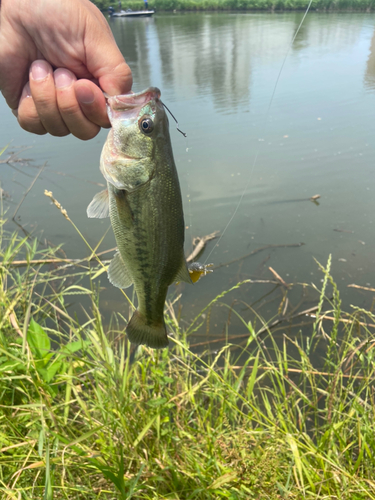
106,87,162,124
108,87,161,111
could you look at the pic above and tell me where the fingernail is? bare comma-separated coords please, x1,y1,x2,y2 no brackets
54,69,76,89
76,85,95,105
31,60,51,81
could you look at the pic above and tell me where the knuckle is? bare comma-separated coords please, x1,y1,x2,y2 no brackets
74,126,100,141
49,129,70,138
59,101,81,118
18,113,46,135
19,120,47,135
31,90,57,111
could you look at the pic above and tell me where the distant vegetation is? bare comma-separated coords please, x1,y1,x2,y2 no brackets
92,0,375,11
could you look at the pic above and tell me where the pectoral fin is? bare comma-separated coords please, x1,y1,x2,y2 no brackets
87,189,109,218
108,251,133,289
173,260,193,285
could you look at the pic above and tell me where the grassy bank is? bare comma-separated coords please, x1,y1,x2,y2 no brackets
94,0,375,12
1,187,375,499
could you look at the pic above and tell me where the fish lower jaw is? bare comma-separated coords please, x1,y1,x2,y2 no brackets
119,154,141,161
102,143,142,164
106,155,141,166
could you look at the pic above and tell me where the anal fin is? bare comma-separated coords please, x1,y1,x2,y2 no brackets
108,251,133,289
87,189,109,219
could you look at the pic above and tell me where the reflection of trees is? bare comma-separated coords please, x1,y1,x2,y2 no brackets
109,14,368,111
154,14,253,113
294,14,363,51
291,13,310,51
194,16,250,112
153,15,207,96
109,18,152,86
364,28,375,91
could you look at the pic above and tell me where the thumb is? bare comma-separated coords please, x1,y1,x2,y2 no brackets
83,10,132,96
97,58,133,96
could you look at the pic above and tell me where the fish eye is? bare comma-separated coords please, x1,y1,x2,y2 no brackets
139,117,154,134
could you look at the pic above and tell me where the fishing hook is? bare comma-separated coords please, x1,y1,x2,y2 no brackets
160,101,187,137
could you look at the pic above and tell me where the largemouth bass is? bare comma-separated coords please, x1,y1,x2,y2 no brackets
87,88,193,349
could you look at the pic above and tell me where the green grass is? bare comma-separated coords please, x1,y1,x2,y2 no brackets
95,0,375,12
1,189,375,499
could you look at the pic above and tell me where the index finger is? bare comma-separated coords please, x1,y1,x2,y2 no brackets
55,71,101,140
74,79,110,129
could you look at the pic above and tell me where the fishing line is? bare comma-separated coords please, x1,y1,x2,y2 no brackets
161,101,187,137
202,0,313,266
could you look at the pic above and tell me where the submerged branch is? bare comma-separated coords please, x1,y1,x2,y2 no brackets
348,283,375,292
7,247,116,268
214,242,304,270
229,365,373,380
307,313,375,329
186,231,220,263
268,266,290,288
189,303,320,347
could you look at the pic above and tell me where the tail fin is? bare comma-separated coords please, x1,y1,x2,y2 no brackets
126,310,169,349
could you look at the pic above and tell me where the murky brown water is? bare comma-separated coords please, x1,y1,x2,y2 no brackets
2,12,375,344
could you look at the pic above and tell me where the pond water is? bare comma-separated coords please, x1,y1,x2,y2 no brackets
2,12,375,346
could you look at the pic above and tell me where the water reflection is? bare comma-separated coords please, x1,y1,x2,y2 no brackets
109,13,370,115
291,13,310,51
109,17,154,86
365,28,375,90
111,14,256,110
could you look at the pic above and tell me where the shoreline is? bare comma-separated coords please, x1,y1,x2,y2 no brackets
100,2,375,13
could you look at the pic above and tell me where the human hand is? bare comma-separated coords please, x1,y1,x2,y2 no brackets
0,0,132,140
